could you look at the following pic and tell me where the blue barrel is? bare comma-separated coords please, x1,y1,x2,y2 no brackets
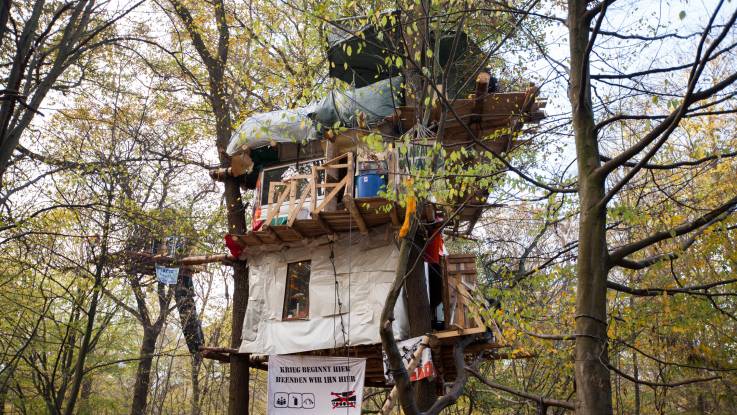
356,173,385,197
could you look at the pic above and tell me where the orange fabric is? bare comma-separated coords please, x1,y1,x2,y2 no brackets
398,196,416,238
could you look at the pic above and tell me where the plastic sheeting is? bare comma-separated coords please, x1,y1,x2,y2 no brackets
226,107,318,155
239,226,410,355
226,77,403,156
311,76,403,131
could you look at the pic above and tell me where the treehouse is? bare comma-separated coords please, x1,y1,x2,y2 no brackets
204,10,545,395
125,223,205,355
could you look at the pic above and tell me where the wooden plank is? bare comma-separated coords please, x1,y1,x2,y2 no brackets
470,72,490,140
264,182,289,226
423,202,435,222
432,326,487,339
344,195,368,235
345,153,354,198
314,175,348,213
310,165,317,212
314,212,334,234
287,182,312,226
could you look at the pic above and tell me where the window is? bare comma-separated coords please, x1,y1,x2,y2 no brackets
283,261,311,320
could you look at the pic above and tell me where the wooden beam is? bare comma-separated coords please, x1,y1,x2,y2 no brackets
261,226,281,243
208,167,233,182
314,212,334,235
424,202,435,222
344,195,368,235
389,202,400,227
133,252,237,266
314,175,348,213
432,326,487,339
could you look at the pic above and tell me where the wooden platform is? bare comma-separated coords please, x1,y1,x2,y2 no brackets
201,327,509,388
236,197,405,248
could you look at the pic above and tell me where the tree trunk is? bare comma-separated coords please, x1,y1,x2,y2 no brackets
0,366,9,415
190,354,202,415
405,231,435,410
228,261,249,415
567,1,613,414
78,376,93,415
130,327,159,415
62,281,101,415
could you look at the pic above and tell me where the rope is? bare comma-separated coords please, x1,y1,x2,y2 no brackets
329,241,348,350
346,168,353,415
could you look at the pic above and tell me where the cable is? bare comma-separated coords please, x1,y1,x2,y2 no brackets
329,241,348,350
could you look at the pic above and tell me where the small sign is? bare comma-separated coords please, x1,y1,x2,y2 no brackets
267,355,365,415
382,336,435,384
155,265,179,285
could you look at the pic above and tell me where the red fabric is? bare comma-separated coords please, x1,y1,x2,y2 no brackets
424,231,443,264
224,234,244,258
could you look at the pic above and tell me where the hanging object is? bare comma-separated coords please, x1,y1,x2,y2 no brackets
175,274,205,354
224,234,245,258
267,355,366,414
382,335,435,384
155,264,179,285
398,191,416,238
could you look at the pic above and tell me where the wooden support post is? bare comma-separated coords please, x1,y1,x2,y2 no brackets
344,195,369,235
324,140,338,212
389,203,400,227
471,73,490,129
424,202,435,223
311,165,318,213
345,153,354,198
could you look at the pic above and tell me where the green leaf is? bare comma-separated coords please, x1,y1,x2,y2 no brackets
679,10,686,20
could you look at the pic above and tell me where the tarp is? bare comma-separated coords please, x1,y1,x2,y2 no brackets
326,11,402,87
226,107,318,155
311,76,403,131
267,355,366,415
326,10,473,88
227,78,402,156
239,226,410,355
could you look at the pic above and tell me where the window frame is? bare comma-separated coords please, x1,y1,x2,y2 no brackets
282,260,311,321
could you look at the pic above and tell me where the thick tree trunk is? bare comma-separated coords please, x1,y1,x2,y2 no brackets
130,327,159,415
405,230,435,410
229,261,249,415
190,354,202,415
78,377,92,415
567,1,613,414
62,281,101,415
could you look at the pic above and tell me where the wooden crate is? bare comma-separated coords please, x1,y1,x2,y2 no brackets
442,254,480,330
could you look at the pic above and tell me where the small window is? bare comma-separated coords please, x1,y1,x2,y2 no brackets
283,261,311,320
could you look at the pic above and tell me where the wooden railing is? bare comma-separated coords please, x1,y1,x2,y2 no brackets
263,152,354,227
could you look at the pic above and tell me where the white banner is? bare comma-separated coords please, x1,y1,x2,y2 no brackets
382,335,435,384
267,355,366,415
155,265,179,285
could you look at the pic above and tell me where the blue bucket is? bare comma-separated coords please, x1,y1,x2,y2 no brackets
356,173,385,197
